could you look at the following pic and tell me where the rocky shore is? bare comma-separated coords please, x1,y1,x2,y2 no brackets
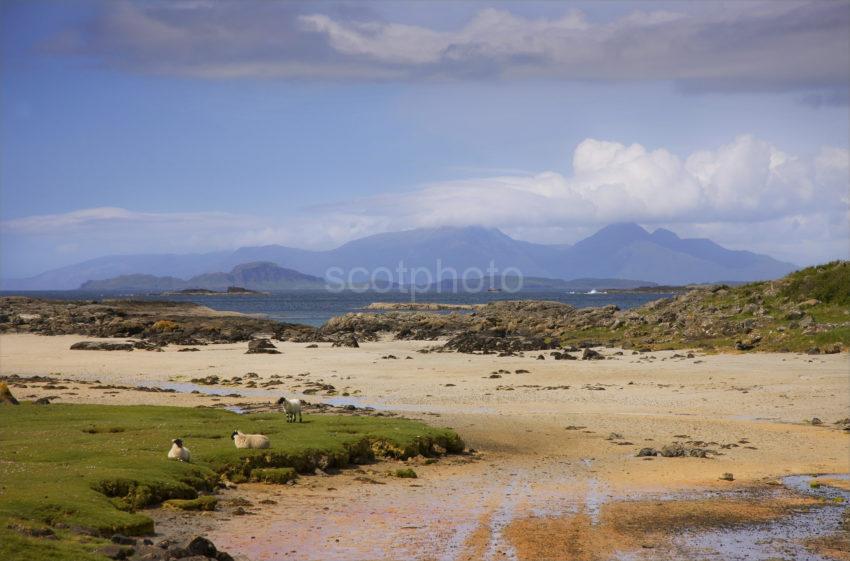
0,297,315,346
320,263,849,354
2,261,848,353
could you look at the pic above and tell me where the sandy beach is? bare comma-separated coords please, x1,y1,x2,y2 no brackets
1,333,848,560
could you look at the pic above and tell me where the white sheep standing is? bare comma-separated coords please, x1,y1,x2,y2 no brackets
231,430,270,449
276,397,302,423
167,438,191,462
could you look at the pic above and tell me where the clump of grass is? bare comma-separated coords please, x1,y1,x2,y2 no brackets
162,496,218,511
779,261,850,306
393,468,418,479
250,467,298,484
0,403,463,561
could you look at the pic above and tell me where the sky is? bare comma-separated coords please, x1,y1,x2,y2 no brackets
1,0,849,278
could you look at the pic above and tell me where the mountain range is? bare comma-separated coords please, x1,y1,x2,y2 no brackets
1,223,797,290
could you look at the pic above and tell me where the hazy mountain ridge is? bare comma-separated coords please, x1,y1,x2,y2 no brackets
79,262,325,291
3,223,796,290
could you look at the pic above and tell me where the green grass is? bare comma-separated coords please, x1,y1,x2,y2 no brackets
0,403,463,561
162,496,218,511
250,467,297,484
779,261,850,305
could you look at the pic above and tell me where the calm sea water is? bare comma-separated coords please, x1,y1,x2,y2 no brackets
1,289,674,327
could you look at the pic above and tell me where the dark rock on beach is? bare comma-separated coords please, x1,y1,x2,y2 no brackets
331,334,360,348
245,338,280,354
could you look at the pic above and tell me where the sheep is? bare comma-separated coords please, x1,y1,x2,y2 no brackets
231,430,270,449
276,397,302,423
167,438,191,462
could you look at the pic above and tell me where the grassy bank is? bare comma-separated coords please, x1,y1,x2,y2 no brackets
0,403,463,561
559,261,850,352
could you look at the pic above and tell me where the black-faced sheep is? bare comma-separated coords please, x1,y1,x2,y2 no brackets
231,430,270,449
167,438,191,462
276,397,302,423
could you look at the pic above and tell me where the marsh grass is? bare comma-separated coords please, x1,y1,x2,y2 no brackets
0,403,463,560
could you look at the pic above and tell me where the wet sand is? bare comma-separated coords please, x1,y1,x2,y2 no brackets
1,333,848,560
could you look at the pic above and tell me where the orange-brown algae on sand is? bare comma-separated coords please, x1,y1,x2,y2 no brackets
805,529,850,561
502,495,823,561
816,477,850,492
454,513,494,561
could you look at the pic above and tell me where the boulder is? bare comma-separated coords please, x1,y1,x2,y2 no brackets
246,338,281,354
636,447,658,457
331,334,360,348
659,444,685,457
182,536,218,558
581,348,604,360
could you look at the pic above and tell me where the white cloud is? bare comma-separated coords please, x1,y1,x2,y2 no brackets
313,135,847,230
2,136,848,269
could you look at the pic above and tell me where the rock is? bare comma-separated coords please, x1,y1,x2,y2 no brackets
331,334,359,348
636,447,658,457
183,536,217,558
735,341,755,351
806,347,821,355
823,344,842,354
0,382,19,405
70,341,134,351
551,351,577,360
811,417,823,425
581,348,604,360
719,472,734,481
659,444,685,457
305,343,319,348
246,338,280,354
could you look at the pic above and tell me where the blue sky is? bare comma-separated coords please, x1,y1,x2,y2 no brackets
1,1,849,278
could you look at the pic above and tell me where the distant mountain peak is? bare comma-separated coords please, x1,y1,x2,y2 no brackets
650,228,681,243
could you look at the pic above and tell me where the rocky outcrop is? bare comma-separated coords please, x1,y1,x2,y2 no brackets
317,262,850,353
96,534,235,561
70,341,135,351
331,334,360,348
246,338,280,354
0,297,309,346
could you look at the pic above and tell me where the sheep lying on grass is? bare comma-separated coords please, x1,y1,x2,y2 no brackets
231,430,270,449
167,438,191,462
276,396,302,423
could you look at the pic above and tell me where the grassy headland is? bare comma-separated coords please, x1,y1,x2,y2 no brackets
0,402,463,561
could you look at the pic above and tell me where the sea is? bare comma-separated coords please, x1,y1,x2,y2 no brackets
1,289,674,327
